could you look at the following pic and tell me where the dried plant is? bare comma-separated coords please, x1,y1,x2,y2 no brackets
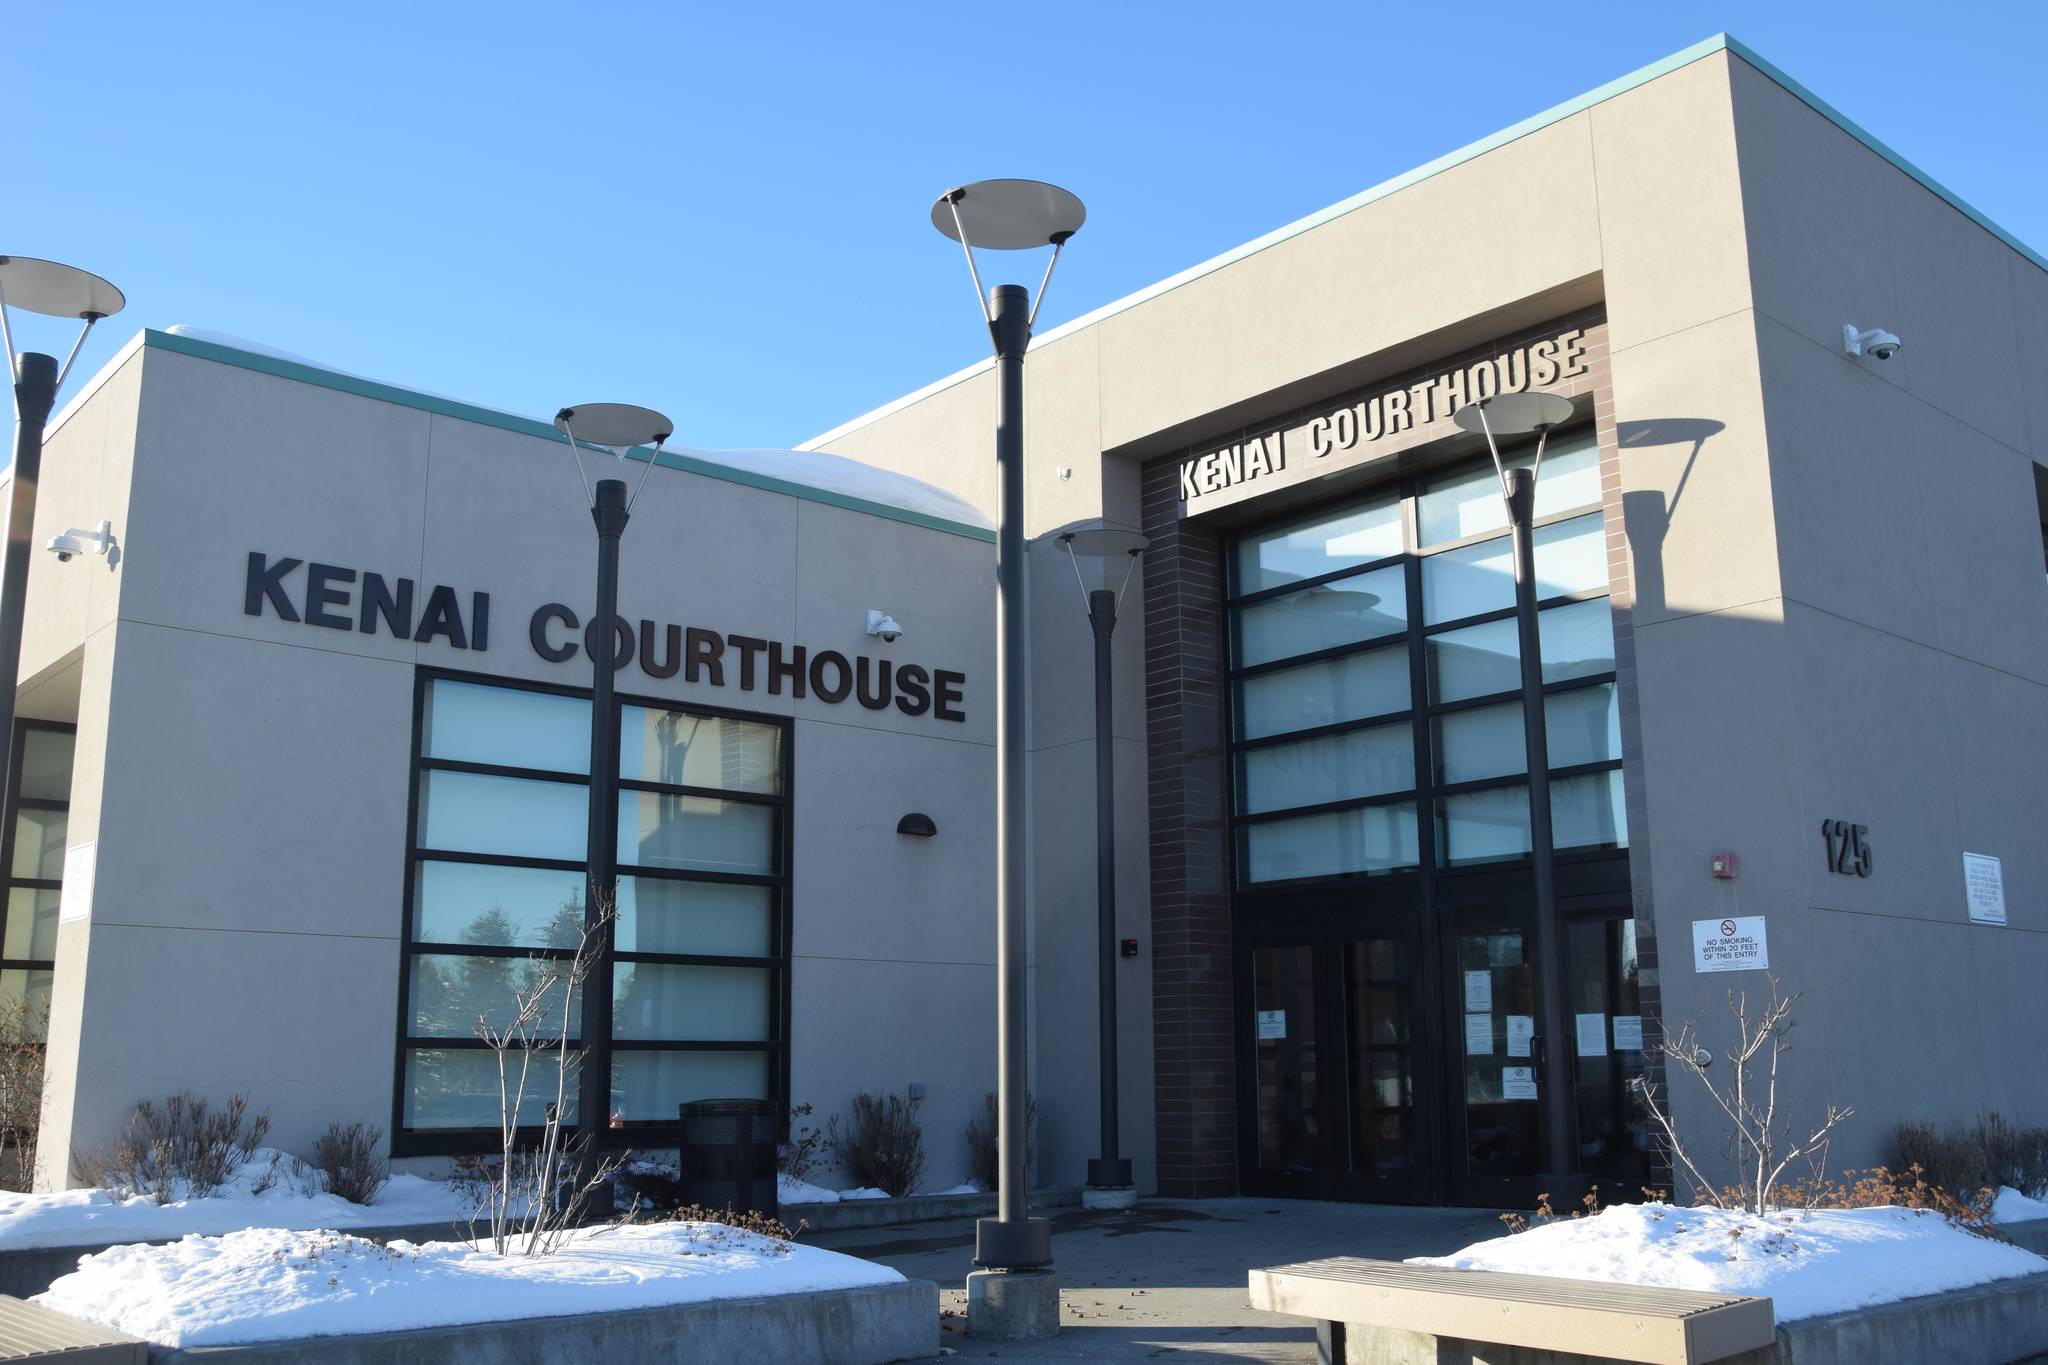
827,1091,926,1197
309,1121,389,1206
465,890,625,1256
77,1092,271,1203
650,1201,806,1253
1894,1112,2048,1203
778,1102,826,1184
964,1090,1036,1193
0,994,47,1191
1636,975,1852,1215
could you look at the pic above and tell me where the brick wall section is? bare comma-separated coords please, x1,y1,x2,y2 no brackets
1138,461,1240,1197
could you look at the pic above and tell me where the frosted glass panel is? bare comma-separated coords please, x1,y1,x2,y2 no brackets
1235,644,1409,740
2,889,56,962
618,793,776,875
619,710,781,794
409,955,580,1039
1433,703,1526,785
1237,722,1414,814
1534,514,1608,598
1436,785,1531,866
1426,617,1519,703
11,808,64,880
424,680,589,774
1422,536,1514,623
613,963,771,1042
611,1051,770,1122
405,1049,572,1128
1236,496,1403,594
1416,432,1599,547
418,771,586,862
1539,598,1616,682
1242,803,1419,883
1235,565,1407,667
15,729,73,803
618,877,773,957
414,861,587,949
1546,684,1621,768
1554,770,1628,851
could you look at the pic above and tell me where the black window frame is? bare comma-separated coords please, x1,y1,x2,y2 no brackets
391,666,793,1158
0,718,72,1021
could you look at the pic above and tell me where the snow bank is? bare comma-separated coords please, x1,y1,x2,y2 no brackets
839,1187,891,1200
1994,1186,2048,1223
36,1221,902,1348
776,1175,839,1205
925,1182,984,1196
1412,1201,2047,1323
163,326,990,530
0,1150,470,1251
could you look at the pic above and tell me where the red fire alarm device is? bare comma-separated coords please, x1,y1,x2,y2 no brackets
1711,851,1739,879
1120,938,1140,958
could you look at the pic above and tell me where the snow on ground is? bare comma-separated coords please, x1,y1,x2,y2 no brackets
36,1221,903,1348
0,1151,472,1251
1412,1201,2047,1322
925,1182,985,1196
776,1175,839,1205
1993,1186,2048,1223
839,1187,891,1200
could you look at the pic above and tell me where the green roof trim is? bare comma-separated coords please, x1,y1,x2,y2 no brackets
140,328,996,544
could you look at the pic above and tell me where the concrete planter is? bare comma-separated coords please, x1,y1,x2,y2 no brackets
142,1279,938,1365
1997,1216,2048,1256
784,1185,1081,1232
0,1221,461,1301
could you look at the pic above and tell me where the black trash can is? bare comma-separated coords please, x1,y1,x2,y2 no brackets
679,1098,779,1219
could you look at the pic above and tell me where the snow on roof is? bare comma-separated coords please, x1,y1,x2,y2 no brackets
159,326,988,531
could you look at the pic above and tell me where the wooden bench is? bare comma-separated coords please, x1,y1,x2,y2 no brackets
0,1298,145,1363
1249,1258,1775,1365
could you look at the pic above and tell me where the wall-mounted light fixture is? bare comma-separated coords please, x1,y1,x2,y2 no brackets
897,812,937,838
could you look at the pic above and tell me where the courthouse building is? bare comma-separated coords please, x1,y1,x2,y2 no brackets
16,34,2048,1204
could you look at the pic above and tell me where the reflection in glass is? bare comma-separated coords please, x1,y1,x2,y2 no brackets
1345,937,1416,1173
10,808,65,881
423,680,589,774
1234,565,1407,668
619,710,781,794
3,889,58,961
1545,685,1621,768
611,1051,769,1122
1253,944,1318,1172
408,955,580,1039
1235,645,1409,741
1237,722,1414,815
16,730,74,803
1422,536,1514,624
1534,514,1608,599
1433,703,1526,785
1454,927,1538,1176
1569,917,1649,1180
1539,598,1616,682
1416,433,1601,547
1243,803,1419,883
1553,770,1628,851
618,794,776,875
1436,785,1532,866
413,862,586,949
404,1048,573,1128
613,963,770,1042
1236,497,1403,594
1426,618,1520,703
618,877,773,957
417,771,586,863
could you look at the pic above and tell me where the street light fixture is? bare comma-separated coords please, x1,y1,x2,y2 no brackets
1451,389,1581,1203
1053,520,1147,1209
931,177,1084,1338
0,255,124,818
551,401,674,1199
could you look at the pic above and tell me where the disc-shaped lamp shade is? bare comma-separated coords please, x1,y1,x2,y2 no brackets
1451,391,1575,437
554,403,674,449
1056,522,1149,559
0,256,125,319
1296,585,1381,614
930,180,1086,250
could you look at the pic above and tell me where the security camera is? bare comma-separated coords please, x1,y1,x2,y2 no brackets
865,609,902,643
1843,324,1902,361
45,533,83,563
45,520,116,564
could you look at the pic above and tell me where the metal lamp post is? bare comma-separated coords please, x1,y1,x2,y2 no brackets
0,256,123,816
930,178,1083,1335
549,402,674,1202
1451,390,1582,1202
1054,521,1146,1206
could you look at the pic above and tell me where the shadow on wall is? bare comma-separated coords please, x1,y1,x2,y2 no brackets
1616,418,1724,622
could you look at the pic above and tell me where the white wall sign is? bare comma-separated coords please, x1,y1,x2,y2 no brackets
1506,1015,1534,1058
1575,1013,1609,1058
1463,970,1493,1013
1464,1013,1495,1055
1256,1009,1287,1040
58,842,96,924
1692,916,1769,973
1502,1066,1538,1101
1963,853,2006,925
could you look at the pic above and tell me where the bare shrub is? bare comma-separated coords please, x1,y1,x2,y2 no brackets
310,1121,389,1206
653,1200,806,1251
77,1092,271,1203
0,994,47,1191
466,891,624,1255
964,1091,1037,1193
778,1102,826,1184
1636,974,1852,1216
826,1091,925,1197
1894,1112,2048,1203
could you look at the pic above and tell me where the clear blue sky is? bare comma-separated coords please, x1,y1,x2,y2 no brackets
15,2,2047,450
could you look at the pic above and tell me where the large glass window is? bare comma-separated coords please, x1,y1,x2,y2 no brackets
1,723,69,1036
399,676,787,1148
1227,426,1624,887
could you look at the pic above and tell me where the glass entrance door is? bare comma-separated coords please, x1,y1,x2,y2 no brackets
1445,909,1540,1207
1332,916,1432,1202
1248,941,1321,1193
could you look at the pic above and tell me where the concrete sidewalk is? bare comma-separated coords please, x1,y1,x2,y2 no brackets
810,1197,1505,1362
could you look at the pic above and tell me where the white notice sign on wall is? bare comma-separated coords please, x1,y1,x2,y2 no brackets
58,842,96,924
1963,853,2006,925
1256,1010,1287,1040
1693,916,1769,974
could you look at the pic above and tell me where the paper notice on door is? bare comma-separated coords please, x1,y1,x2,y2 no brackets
1575,1013,1609,1058
1256,1010,1286,1040
1506,1015,1534,1057
1464,1013,1494,1055
1463,970,1492,1013
1502,1066,1538,1100
1612,1015,1644,1052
